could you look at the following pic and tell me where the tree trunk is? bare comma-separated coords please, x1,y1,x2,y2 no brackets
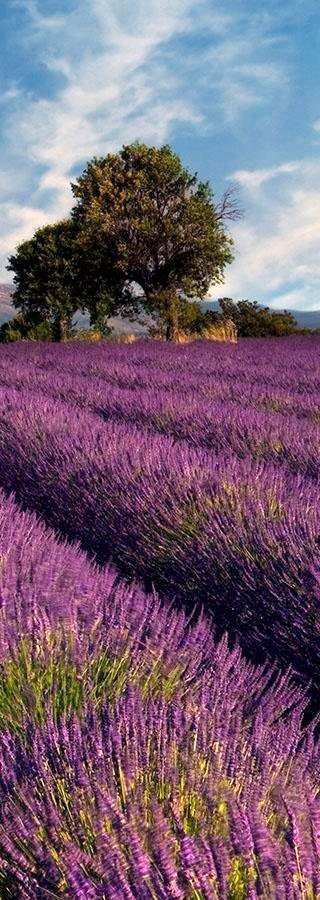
165,320,175,341
165,298,178,341
165,318,179,341
56,317,70,341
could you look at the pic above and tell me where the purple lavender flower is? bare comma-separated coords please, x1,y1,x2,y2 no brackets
0,339,318,894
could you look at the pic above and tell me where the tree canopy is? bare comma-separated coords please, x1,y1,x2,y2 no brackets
8,141,303,344
208,298,299,338
6,219,122,340
7,221,78,341
70,142,238,339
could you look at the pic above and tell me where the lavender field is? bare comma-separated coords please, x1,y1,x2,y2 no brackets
1,336,320,897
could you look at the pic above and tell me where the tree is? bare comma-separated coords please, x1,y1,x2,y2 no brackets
216,298,298,337
7,220,79,341
71,227,124,334
146,291,206,339
0,314,55,343
71,142,239,340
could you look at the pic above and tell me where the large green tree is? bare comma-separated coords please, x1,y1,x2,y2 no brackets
7,221,78,341
71,142,239,339
7,219,122,339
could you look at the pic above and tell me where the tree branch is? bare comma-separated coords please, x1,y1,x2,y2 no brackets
216,184,244,223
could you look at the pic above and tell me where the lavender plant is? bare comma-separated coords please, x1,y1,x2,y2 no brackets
0,338,320,894
0,490,319,897
0,381,319,690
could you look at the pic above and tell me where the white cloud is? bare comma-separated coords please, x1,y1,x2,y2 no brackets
0,0,317,312
12,0,66,30
2,0,290,221
0,87,21,105
2,0,206,276
0,201,69,282
3,1,204,216
199,29,288,124
209,158,320,309
231,161,302,191
268,286,320,311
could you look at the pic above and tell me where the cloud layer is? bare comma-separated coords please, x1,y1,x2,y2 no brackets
0,0,319,308
210,159,320,309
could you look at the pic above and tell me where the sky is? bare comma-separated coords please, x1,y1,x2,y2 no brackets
0,0,319,309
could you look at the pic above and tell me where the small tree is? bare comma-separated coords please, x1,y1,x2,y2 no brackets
71,142,239,340
217,298,298,337
7,220,79,341
0,314,55,343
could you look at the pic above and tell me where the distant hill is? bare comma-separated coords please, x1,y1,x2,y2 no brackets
0,285,13,324
0,284,319,332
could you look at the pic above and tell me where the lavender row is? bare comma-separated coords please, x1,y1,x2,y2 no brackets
0,489,212,694
34,379,320,478
2,689,319,898
0,490,319,897
3,356,320,425
0,334,319,388
2,336,320,404
2,333,320,383
1,348,320,480
0,387,320,690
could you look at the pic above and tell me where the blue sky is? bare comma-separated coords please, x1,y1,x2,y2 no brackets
0,0,319,309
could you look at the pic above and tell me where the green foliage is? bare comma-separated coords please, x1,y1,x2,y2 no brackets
0,632,186,733
69,235,122,332
216,298,298,337
7,220,79,341
146,297,237,342
0,315,27,342
146,291,205,340
71,142,236,338
0,636,83,730
7,142,312,345
227,856,254,899
0,313,55,342
28,320,56,341
70,327,107,341
6,143,239,340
